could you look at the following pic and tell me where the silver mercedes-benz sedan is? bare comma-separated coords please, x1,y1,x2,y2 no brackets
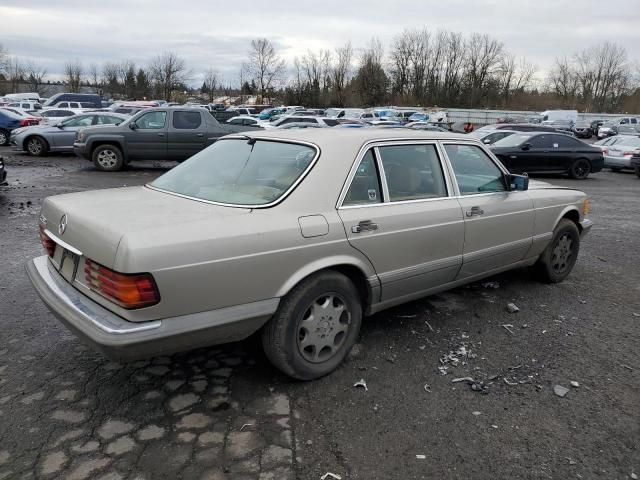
27,129,592,379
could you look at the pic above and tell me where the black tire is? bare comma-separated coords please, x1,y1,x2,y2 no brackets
569,158,591,179
92,144,124,171
26,136,48,156
610,167,622,172
635,167,640,178
262,271,363,380
0,129,9,146
534,219,580,283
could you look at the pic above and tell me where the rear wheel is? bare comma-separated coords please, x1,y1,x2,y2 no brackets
534,219,580,283
0,129,9,146
92,145,124,171
262,271,362,380
569,158,591,179
26,136,48,156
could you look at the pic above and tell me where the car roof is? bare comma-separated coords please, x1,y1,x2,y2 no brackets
227,128,470,151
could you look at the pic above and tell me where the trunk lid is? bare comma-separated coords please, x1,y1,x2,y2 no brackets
41,186,251,270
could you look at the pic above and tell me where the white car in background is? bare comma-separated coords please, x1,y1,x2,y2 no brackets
226,116,272,128
325,108,365,119
35,109,82,125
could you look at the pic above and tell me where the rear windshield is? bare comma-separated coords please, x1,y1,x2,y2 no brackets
151,138,317,206
492,133,532,148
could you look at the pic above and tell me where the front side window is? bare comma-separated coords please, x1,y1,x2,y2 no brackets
173,111,202,129
379,144,447,201
136,111,167,129
343,150,382,206
444,144,506,195
151,139,317,206
97,115,124,125
61,115,94,127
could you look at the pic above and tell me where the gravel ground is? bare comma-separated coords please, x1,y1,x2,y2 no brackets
0,147,638,480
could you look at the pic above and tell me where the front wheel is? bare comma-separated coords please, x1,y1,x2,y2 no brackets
534,219,580,283
0,129,9,146
26,136,48,156
92,145,124,171
569,158,591,179
262,271,363,380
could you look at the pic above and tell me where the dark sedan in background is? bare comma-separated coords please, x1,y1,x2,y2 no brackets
490,132,604,179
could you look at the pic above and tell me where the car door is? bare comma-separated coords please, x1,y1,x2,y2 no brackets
442,142,534,279
49,115,95,148
126,110,168,160
167,110,207,160
549,134,581,171
338,142,464,303
518,134,553,172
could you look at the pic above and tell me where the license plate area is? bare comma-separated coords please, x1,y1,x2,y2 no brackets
58,248,80,283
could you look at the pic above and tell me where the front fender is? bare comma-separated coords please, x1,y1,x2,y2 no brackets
86,135,127,160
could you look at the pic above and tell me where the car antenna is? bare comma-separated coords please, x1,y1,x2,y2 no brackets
235,134,256,145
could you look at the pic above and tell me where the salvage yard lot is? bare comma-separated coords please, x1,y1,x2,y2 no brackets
0,147,638,480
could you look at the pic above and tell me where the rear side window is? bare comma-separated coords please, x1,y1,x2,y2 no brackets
529,135,552,148
444,144,506,195
173,111,202,129
343,150,382,206
378,144,447,201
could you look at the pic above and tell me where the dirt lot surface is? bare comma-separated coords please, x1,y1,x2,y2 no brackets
0,147,638,480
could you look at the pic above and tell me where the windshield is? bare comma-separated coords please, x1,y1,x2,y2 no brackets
324,108,340,117
151,138,317,206
612,137,640,147
491,133,533,148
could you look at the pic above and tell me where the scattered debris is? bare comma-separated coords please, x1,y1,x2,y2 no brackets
396,314,417,319
415,455,426,460
508,364,523,370
506,303,520,313
425,320,434,332
630,472,638,480
452,377,474,383
620,364,634,371
481,281,500,289
472,411,481,416
321,473,342,480
542,330,547,334
579,300,587,304
240,423,253,431
501,324,516,335
353,379,368,391
503,377,518,386
423,384,431,393
554,385,569,397
633,313,640,318
566,457,577,465
306,440,313,445
570,381,580,388
521,324,528,329
597,256,607,262
491,425,498,429
438,366,448,375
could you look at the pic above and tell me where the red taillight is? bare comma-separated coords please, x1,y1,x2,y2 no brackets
20,119,29,127
622,151,636,156
39,224,56,257
84,259,160,309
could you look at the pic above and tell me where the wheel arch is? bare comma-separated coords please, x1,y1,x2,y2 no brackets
89,138,127,161
557,207,582,233
274,256,379,315
25,134,50,152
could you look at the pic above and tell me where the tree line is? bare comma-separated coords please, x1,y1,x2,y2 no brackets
1,30,639,113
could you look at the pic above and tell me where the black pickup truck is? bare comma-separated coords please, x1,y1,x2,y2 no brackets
73,107,260,171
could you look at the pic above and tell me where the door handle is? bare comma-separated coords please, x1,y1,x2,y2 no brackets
351,220,378,233
196,133,204,137
466,206,484,217
157,133,164,137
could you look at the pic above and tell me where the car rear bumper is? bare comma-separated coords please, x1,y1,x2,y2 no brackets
26,256,279,361
603,155,632,168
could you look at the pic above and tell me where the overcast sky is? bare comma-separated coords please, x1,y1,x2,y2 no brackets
1,0,639,86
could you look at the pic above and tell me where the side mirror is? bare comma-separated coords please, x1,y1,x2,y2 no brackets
483,138,492,144
56,123,64,129
508,174,529,191
520,143,532,151
128,122,137,130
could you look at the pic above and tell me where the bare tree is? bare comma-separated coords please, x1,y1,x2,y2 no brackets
332,42,353,106
24,62,48,95
102,62,120,96
462,33,504,107
148,51,190,101
0,44,8,76
64,60,83,92
87,63,100,89
497,54,536,105
202,68,219,103
245,38,285,101
549,56,579,107
354,38,388,106
6,57,25,93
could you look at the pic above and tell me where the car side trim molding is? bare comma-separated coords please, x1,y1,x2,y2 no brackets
463,237,532,263
377,255,462,284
